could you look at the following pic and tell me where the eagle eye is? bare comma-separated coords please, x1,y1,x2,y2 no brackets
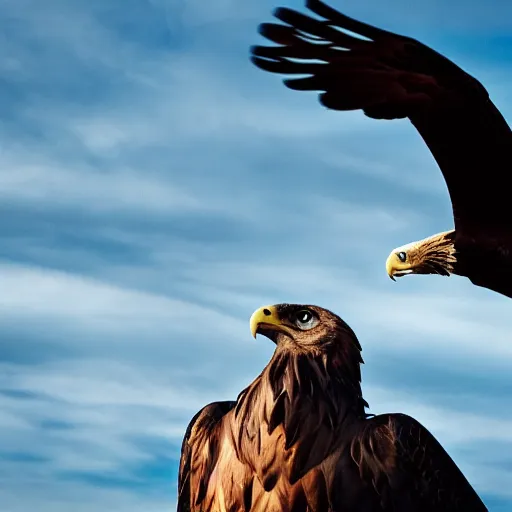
294,309,318,330
397,251,407,263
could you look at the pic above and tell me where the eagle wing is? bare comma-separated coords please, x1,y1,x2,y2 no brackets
380,413,487,510
177,403,486,510
250,0,512,240
177,400,236,512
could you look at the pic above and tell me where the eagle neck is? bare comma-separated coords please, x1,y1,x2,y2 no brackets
232,343,369,471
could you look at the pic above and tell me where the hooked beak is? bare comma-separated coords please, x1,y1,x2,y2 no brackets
249,305,292,343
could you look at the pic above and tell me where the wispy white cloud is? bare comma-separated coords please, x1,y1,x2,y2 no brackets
0,163,206,215
0,263,244,346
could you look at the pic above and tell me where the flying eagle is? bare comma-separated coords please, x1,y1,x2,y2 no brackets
177,303,487,511
250,0,512,298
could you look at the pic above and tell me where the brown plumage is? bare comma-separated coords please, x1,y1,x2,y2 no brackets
250,0,512,298
177,303,487,511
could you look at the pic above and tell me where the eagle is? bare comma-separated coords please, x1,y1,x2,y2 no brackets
177,303,487,511
250,0,512,298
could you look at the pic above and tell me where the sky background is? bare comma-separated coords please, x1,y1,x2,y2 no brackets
1,0,512,510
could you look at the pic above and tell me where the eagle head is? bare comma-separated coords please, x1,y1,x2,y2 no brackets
249,303,362,357
385,230,457,281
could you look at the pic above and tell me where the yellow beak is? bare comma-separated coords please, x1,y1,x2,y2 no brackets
250,305,284,338
385,255,396,281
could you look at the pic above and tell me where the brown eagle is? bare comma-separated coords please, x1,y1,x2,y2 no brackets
250,0,512,298
177,303,487,511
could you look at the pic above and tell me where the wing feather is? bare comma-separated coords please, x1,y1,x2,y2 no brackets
386,413,487,510
177,400,236,512
251,0,512,239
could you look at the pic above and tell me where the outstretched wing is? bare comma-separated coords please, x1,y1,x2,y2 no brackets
251,0,512,240
177,400,236,512
385,413,487,511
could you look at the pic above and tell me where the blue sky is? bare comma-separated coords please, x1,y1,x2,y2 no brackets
1,0,512,510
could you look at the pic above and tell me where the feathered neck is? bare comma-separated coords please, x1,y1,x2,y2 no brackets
417,230,457,275
232,341,369,485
